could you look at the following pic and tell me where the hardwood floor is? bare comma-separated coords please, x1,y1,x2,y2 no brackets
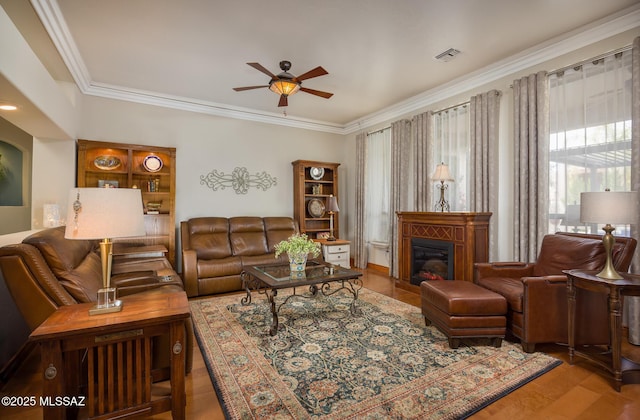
1,268,639,419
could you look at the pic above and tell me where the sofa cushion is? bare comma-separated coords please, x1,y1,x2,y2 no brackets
533,234,607,277
229,217,268,256
264,217,298,251
23,227,103,303
197,256,243,278
187,218,232,260
474,277,524,313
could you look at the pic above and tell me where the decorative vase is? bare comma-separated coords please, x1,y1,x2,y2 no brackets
289,253,308,272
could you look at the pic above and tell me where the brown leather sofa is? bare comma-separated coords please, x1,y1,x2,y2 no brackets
474,232,637,352
0,226,194,375
181,217,299,297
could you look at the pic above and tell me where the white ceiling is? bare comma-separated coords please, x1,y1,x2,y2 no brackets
3,0,640,134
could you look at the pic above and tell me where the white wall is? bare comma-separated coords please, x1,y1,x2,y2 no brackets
31,137,76,227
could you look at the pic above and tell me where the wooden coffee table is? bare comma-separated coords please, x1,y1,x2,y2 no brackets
241,261,363,335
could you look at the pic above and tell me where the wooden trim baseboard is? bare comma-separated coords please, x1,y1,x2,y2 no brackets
366,262,389,274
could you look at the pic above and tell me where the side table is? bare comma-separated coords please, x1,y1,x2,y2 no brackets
565,269,640,391
316,239,351,268
29,291,190,419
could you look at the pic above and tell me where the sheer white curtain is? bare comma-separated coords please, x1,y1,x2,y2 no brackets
632,37,640,272
365,128,391,245
431,105,470,211
549,49,633,235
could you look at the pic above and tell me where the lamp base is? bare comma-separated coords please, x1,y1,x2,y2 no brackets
89,287,123,315
326,236,337,241
595,225,624,280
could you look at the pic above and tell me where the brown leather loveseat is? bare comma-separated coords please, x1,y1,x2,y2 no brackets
0,226,194,374
474,232,637,352
181,217,299,297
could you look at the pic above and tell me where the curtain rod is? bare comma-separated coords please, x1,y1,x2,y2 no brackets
432,100,470,115
367,125,391,136
548,45,631,76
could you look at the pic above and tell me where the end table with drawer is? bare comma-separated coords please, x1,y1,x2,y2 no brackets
29,291,190,419
317,239,351,268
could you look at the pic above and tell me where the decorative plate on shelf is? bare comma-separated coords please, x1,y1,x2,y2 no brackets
307,198,326,218
143,155,163,172
94,155,121,170
309,167,325,180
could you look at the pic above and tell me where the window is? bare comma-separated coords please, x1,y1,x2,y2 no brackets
549,50,633,236
365,128,391,244
431,105,470,211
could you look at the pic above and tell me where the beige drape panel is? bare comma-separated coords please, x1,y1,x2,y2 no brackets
412,112,432,211
389,119,412,278
469,90,501,260
513,71,549,262
353,132,368,268
632,36,640,272
628,37,640,343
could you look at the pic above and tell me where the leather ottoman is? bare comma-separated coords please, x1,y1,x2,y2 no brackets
421,280,507,349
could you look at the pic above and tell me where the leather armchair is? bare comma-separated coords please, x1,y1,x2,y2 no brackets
474,232,637,352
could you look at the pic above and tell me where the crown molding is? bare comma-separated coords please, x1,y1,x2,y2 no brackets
31,0,91,91
32,0,640,135
86,82,346,134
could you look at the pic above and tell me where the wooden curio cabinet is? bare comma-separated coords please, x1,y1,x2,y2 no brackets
292,160,340,240
76,139,177,265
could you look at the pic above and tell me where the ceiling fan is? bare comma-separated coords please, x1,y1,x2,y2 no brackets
233,60,333,107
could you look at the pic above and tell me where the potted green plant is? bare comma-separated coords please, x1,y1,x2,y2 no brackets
274,233,321,272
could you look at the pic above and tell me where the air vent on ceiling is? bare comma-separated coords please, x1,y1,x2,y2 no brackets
435,48,461,62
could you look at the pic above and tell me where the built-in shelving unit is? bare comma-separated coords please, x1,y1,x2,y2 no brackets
76,139,177,266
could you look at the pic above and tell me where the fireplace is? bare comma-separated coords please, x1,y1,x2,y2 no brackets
396,212,491,290
410,238,454,285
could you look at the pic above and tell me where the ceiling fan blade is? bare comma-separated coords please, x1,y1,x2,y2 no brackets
278,95,288,107
247,62,276,78
294,66,328,82
233,85,269,91
300,87,334,99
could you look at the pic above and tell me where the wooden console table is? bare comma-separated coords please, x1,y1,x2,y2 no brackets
30,291,190,419
565,269,640,391
396,212,491,291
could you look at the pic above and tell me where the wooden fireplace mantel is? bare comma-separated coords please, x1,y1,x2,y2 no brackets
396,212,491,292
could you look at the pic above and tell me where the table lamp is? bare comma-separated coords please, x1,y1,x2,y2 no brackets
580,190,638,279
65,188,146,314
432,162,454,212
326,194,340,241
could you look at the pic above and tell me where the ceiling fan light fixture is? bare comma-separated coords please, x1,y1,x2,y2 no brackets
269,79,300,96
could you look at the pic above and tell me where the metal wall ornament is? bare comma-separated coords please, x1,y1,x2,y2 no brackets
200,167,277,194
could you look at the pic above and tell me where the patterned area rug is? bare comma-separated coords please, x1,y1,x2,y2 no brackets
190,287,561,419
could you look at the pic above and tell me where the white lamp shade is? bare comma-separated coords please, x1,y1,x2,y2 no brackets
64,188,146,240
580,191,639,225
431,163,454,182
